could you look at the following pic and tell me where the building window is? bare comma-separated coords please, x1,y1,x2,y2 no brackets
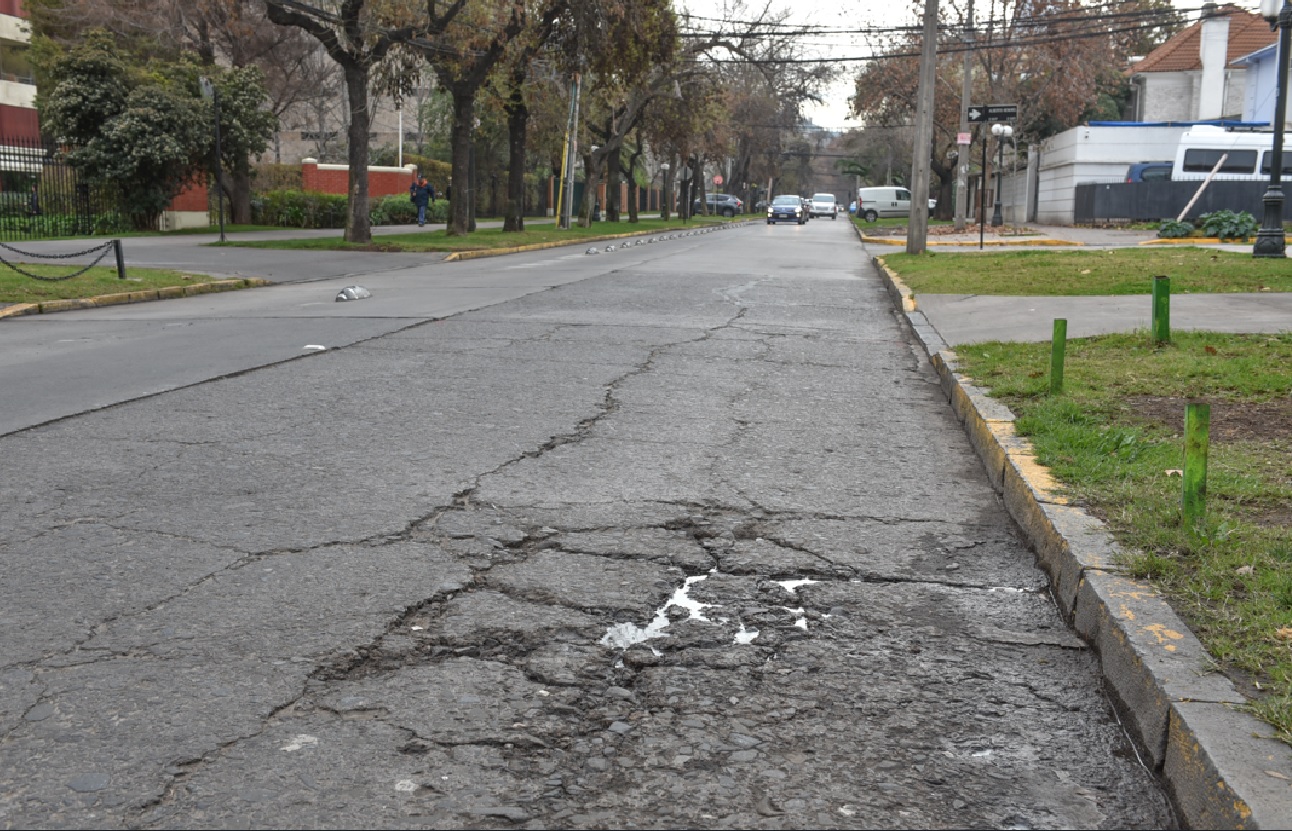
0,42,35,86
1182,148,1257,174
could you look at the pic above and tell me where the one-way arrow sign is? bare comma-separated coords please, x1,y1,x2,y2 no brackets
967,104,1018,123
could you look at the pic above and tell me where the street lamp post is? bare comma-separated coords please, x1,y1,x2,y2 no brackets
198,77,226,243
990,122,1013,228
660,163,670,219
1254,0,1290,258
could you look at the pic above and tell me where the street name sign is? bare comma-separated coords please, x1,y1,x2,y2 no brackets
967,104,1018,123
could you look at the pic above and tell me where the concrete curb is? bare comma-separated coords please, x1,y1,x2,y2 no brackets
858,228,1082,247
443,220,757,262
871,253,1292,828
0,278,270,320
1140,237,1246,246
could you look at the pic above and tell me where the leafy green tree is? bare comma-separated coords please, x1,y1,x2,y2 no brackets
264,0,428,243
212,67,279,224
40,32,210,230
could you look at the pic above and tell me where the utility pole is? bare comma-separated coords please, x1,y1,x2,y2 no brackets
954,0,974,231
907,0,940,254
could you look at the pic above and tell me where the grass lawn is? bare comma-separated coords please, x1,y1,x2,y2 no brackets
881,248,1292,295
950,332,1292,743
223,217,734,252
0,263,217,304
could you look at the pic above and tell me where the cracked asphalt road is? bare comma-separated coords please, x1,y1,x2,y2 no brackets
0,221,1175,828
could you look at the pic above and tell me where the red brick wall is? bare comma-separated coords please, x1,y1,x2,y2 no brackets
0,104,39,141
301,162,415,197
169,179,209,212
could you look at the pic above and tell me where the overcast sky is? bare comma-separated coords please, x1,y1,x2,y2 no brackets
678,1,1266,131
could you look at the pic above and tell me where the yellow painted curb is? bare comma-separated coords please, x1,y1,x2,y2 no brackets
872,257,917,312
0,303,38,319
1140,237,1238,245
1,278,269,321
39,298,97,313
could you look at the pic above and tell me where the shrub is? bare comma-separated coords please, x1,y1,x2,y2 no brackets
1197,210,1258,240
251,190,349,228
1157,218,1194,238
251,189,453,229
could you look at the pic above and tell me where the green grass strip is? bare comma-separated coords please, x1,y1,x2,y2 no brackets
222,217,735,252
954,331,1292,744
0,264,218,304
883,248,1292,295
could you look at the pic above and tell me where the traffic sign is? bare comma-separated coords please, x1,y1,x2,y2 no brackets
713,175,723,185
957,132,972,145
967,104,1017,124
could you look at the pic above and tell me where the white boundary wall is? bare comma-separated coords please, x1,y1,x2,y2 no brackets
1011,125,1192,224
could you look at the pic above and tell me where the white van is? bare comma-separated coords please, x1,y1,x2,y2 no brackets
856,186,912,222
1170,125,1290,181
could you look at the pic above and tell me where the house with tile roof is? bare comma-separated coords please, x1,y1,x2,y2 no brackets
1126,3,1276,123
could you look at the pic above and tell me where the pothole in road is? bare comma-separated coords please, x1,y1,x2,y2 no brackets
775,578,818,629
600,574,826,648
599,575,713,649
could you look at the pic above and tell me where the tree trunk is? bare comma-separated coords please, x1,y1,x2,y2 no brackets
230,164,253,225
579,151,602,228
343,65,372,243
447,86,475,236
626,149,641,223
606,144,621,223
691,156,704,217
504,85,526,232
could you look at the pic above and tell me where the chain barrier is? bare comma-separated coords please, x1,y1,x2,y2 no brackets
0,241,118,282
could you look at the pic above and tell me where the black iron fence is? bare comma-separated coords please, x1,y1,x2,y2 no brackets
1074,181,1272,224
0,136,114,242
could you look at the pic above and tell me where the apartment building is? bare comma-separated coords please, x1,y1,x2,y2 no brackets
0,0,36,140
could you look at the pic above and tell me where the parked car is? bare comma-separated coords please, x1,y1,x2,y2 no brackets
809,193,838,219
692,193,744,217
1125,161,1173,182
1171,126,1291,182
856,186,913,222
766,194,806,225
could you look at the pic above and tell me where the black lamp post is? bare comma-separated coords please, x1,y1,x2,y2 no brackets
1254,0,1290,258
990,122,1013,227
198,77,226,243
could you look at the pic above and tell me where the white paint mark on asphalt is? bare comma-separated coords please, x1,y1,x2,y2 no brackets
600,575,711,648
776,578,818,594
394,779,418,792
281,734,319,752
303,344,327,351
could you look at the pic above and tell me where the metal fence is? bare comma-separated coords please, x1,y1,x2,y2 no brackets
1074,181,1272,224
0,136,111,242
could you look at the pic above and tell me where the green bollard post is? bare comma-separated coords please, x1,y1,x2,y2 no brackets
1050,318,1067,395
1152,275,1170,345
1182,402,1210,537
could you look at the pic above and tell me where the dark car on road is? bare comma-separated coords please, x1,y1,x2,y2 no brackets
766,194,806,225
1125,161,1173,182
692,193,744,217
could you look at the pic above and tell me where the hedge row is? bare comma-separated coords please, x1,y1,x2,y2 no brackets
250,190,450,229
